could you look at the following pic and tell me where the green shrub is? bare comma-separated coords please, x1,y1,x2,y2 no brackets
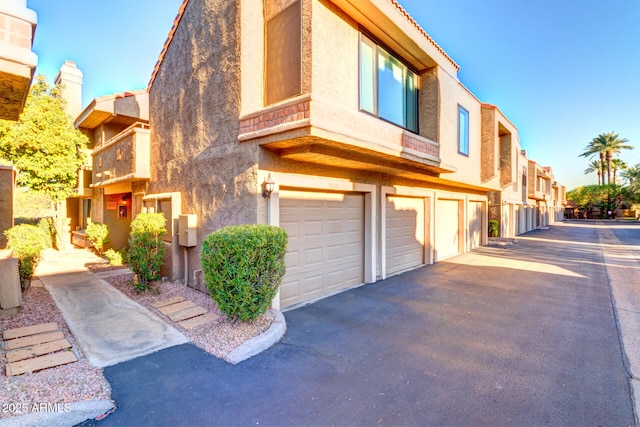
37,217,55,249
127,213,166,291
489,220,499,237
4,224,47,291
86,222,109,255
104,248,124,266
201,224,288,323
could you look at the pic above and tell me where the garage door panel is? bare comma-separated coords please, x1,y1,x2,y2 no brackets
469,201,483,250
280,190,364,308
386,196,426,276
437,200,460,260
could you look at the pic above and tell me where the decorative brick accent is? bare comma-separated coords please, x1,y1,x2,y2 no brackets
239,100,310,135
401,134,439,158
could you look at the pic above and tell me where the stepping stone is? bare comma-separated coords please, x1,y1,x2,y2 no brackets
168,306,207,322
5,331,65,350
3,322,58,340
6,338,72,363
6,351,77,376
179,313,220,330
157,300,196,315
151,296,186,309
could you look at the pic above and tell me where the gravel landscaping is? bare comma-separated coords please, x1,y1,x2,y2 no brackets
1,253,275,420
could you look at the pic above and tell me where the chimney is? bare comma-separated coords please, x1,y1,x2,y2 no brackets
55,60,83,121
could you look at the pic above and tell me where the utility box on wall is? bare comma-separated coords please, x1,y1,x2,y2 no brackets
178,214,197,247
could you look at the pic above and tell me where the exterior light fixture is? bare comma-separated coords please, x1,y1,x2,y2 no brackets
262,174,275,199
96,172,102,178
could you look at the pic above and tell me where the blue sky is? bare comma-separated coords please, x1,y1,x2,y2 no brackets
28,0,640,190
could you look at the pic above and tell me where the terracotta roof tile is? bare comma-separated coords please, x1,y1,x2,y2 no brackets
388,0,459,71
148,0,460,88
148,0,190,89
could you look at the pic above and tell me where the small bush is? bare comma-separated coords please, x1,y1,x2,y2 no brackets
86,222,109,255
37,217,55,249
4,224,47,291
127,213,166,291
489,220,499,237
201,224,288,323
104,248,124,266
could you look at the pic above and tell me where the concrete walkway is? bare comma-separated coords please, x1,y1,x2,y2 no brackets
597,225,640,420
36,248,188,368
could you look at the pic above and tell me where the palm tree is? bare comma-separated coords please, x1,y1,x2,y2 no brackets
622,164,640,192
584,159,603,185
611,158,627,185
580,132,634,185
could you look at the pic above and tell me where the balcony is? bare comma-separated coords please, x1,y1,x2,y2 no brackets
239,94,452,182
0,0,37,120
92,123,150,189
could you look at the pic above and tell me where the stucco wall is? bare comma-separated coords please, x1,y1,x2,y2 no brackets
311,0,358,110
0,166,15,249
150,0,259,281
438,74,485,187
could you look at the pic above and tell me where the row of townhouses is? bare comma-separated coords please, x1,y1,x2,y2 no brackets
59,0,565,310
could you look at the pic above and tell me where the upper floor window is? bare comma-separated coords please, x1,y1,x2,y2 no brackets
458,105,469,156
359,34,418,133
266,1,301,105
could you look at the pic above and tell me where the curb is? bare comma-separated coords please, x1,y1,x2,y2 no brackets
224,309,287,364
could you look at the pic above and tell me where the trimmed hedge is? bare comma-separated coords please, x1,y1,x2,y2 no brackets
4,224,47,291
201,224,288,323
489,220,499,237
127,212,166,291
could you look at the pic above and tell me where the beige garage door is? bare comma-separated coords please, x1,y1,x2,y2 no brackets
279,190,364,308
468,201,483,250
386,195,425,276
437,199,460,260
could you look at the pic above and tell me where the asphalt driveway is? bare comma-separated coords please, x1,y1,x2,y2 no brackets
87,222,635,426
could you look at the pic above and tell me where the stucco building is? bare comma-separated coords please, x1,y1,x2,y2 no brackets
143,0,544,310
70,90,150,251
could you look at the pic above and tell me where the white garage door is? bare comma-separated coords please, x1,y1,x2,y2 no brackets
437,199,460,260
279,190,364,308
386,195,425,276
468,201,483,250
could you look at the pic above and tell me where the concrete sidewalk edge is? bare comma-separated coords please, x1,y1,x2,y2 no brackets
225,309,287,365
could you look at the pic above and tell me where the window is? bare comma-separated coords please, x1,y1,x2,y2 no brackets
359,34,418,132
265,1,301,105
458,105,469,156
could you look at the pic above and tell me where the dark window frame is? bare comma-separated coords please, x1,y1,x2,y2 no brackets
358,32,419,133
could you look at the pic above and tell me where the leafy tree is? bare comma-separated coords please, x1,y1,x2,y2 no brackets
0,75,88,249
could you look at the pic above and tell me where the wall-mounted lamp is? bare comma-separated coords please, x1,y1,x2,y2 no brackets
262,174,275,199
